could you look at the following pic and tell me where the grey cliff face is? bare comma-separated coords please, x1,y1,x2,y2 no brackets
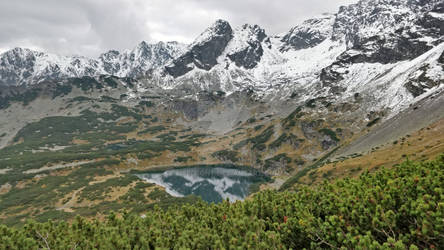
439,50,444,64
171,90,226,120
332,0,443,64
99,50,121,74
320,63,345,86
322,0,444,86
404,62,444,97
280,15,334,52
227,24,267,69
0,48,38,86
165,20,233,78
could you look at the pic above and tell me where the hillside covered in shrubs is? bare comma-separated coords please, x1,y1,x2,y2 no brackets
1,156,443,249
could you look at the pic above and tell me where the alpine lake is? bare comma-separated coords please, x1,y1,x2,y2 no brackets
136,165,271,203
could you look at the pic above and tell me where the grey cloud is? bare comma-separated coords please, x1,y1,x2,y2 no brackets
0,0,357,57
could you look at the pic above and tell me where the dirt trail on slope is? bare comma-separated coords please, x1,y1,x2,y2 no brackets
23,160,96,174
57,188,83,212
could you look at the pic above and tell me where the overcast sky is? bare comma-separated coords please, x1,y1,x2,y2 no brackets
0,0,358,57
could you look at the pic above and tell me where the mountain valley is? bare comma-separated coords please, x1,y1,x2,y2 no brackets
0,0,443,240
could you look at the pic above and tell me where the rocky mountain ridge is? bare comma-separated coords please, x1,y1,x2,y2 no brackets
0,0,442,121
0,0,444,229
0,41,186,87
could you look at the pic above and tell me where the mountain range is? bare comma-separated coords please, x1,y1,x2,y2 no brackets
0,0,442,175
1,0,443,110
0,0,443,227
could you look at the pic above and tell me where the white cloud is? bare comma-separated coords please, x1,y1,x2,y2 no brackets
0,0,358,57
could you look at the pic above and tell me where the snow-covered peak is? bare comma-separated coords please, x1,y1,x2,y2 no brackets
191,19,233,47
0,41,186,86
221,24,269,69
164,20,233,77
152,0,443,121
332,0,443,61
98,41,186,78
2,47,39,59
0,47,100,86
1,0,443,119
225,24,267,53
334,0,419,40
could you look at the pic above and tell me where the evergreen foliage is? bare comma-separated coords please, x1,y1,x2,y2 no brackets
211,150,239,162
1,156,443,248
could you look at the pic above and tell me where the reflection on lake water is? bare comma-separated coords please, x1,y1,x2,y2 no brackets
136,166,269,203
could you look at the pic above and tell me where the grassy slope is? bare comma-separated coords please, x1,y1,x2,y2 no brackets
0,80,442,226
280,119,444,190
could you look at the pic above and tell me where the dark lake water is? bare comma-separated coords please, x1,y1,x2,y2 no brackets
136,165,269,203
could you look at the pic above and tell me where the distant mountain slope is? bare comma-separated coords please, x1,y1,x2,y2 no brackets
337,86,444,158
0,41,185,86
0,0,442,156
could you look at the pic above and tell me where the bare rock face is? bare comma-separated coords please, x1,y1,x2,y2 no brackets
333,0,443,63
439,50,444,64
321,0,444,86
98,50,121,74
263,154,293,175
320,63,346,86
0,48,38,86
404,64,444,97
171,90,226,120
321,136,338,150
165,20,233,78
280,15,334,52
227,24,267,69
